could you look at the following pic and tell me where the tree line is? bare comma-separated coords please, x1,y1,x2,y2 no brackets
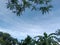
0,29,60,45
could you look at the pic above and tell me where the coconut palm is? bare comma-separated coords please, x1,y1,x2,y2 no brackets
34,32,59,45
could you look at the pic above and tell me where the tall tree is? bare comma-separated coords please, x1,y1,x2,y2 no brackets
0,32,20,45
20,35,33,45
7,0,52,16
34,32,59,45
20,32,59,45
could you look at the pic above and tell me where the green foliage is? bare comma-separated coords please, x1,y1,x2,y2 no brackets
20,36,32,45
34,32,59,45
7,0,52,16
20,32,59,45
0,31,60,45
0,32,20,45
54,29,60,42
55,29,60,35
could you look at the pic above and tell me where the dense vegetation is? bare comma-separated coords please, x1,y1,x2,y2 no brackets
0,32,20,45
0,30,60,45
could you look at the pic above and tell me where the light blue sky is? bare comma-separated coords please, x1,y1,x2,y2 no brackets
0,0,60,40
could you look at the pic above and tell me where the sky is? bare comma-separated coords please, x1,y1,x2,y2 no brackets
0,0,60,40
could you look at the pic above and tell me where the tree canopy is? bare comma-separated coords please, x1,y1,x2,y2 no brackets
0,32,20,45
7,0,52,16
0,31,60,45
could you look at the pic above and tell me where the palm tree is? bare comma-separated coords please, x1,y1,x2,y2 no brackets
20,35,33,45
54,29,60,42
7,0,52,15
34,32,59,45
